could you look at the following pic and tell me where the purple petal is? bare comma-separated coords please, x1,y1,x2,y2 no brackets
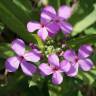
52,71,63,85
63,50,76,63
37,27,48,41
58,5,72,20
39,63,53,76
60,60,71,72
48,54,59,67
59,21,72,34
67,63,79,77
78,44,93,59
11,39,25,56
5,56,20,72
47,21,59,36
24,51,40,63
41,6,56,24
78,59,93,71
27,22,40,32
32,49,41,57
21,60,36,76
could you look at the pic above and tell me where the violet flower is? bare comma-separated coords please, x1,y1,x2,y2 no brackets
39,54,71,85
5,39,40,76
63,44,93,77
27,17,59,41
41,5,72,34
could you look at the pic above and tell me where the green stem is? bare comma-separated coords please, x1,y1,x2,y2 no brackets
42,78,49,96
57,0,60,9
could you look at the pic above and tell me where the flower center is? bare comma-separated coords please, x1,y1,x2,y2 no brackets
19,56,24,62
75,56,78,62
53,67,59,72
54,17,60,23
41,23,45,28
55,19,60,23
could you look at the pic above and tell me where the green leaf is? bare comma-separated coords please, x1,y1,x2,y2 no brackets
28,80,37,87
48,0,61,9
0,0,44,51
67,35,96,47
82,72,95,85
12,0,32,13
0,0,32,24
78,91,83,96
0,43,14,58
72,4,96,36
65,0,72,5
85,27,96,35
0,0,35,42
77,67,96,85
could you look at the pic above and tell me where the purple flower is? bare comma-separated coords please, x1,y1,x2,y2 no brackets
5,39,40,76
39,54,71,85
41,5,72,34
63,44,93,77
27,17,59,41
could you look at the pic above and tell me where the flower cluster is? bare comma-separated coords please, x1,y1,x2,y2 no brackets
27,5,72,41
39,44,93,84
5,39,40,76
5,5,94,85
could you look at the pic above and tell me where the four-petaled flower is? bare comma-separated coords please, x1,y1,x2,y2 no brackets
63,44,93,77
5,39,40,76
39,54,71,84
27,16,59,41
41,5,72,34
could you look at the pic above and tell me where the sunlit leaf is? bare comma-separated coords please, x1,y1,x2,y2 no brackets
0,43,14,58
72,4,96,36
78,91,83,96
85,27,96,35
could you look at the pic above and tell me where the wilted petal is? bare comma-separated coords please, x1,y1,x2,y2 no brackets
11,39,25,56
58,5,72,20
27,22,40,32
52,71,63,85
37,27,48,41
5,56,20,72
48,54,59,67
60,60,71,72
39,63,53,76
78,59,93,71
59,21,72,34
67,63,79,77
21,60,36,76
78,44,93,59
24,51,40,62
41,6,56,24
63,50,76,63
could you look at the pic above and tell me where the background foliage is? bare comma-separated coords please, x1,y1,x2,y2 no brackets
0,0,96,96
